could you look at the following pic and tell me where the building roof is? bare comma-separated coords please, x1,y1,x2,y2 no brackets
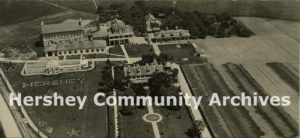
107,19,133,34
149,29,190,38
124,63,164,77
25,60,88,70
145,13,155,20
25,62,48,70
42,19,84,34
44,40,107,52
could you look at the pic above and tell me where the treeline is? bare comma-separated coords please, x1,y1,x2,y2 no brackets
97,1,254,38
0,123,5,138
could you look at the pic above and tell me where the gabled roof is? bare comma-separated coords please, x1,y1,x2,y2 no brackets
44,40,107,52
124,63,164,77
107,19,133,34
42,19,84,34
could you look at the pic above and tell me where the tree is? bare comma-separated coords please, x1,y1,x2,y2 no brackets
140,54,156,65
148,72,172,96
120,88,135,115
106,59,112,66
187,120,206,138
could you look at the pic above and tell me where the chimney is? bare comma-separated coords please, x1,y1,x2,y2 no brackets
41,21,44,32
79,18,82,26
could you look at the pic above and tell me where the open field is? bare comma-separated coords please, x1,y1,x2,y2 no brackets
159,44,203,64
119,107,154,138
176,1,300,21
45,0,97,13
182,64,263,137
266,62,299,92
223,63,298,137
0,0,65,26
182,63,299,137
0,11,96,58
109,46,124,56
242,63,299,121
192,17,299,65
1,62,108,137
125,44,154,57
153,106,193,138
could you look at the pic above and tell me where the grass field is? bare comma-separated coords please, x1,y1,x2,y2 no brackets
2,62,108,137
153,106,193,138
109,46,124,56
0,0,65,26
159,44,203,64
125,44,154,57
176,1,300,21
45,0,97,13
119,107,154,138
192,17,299,65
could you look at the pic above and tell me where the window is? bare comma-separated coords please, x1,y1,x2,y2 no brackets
74,51,77,54
91,49,94,52
69,51,72,54
96,49,100,52
80,50,83,53
101,49,104,52
86,49,89,53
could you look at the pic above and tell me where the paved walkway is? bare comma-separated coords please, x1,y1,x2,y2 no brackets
111,66,119,138
146,98,161,138
0,57,141,63
120,45,132,64
172,63,212,138
0,88,22,138
152,43,161,55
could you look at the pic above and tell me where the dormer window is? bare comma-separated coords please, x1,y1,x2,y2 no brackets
146,69,150,73
137,70,141,74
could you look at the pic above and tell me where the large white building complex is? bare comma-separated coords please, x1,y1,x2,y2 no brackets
22,60,93,76
44,40,109,57
41,18,136,57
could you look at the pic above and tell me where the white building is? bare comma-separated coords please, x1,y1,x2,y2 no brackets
22,60,93,76
44,40,109,57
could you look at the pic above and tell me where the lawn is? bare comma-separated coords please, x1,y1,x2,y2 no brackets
119,107,154,138
153,106,193,138
159,43,203,64
125,44,154,57
109,46,124,56
1,62,108,137
66,55,81,60
0,0,65,26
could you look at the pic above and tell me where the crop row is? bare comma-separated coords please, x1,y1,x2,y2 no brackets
267,62,299,92
194,64,263,137
224,63,298,137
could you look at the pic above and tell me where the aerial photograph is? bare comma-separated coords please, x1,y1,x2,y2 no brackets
0,0,299,138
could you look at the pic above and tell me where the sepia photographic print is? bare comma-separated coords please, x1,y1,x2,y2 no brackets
0,0,299,138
